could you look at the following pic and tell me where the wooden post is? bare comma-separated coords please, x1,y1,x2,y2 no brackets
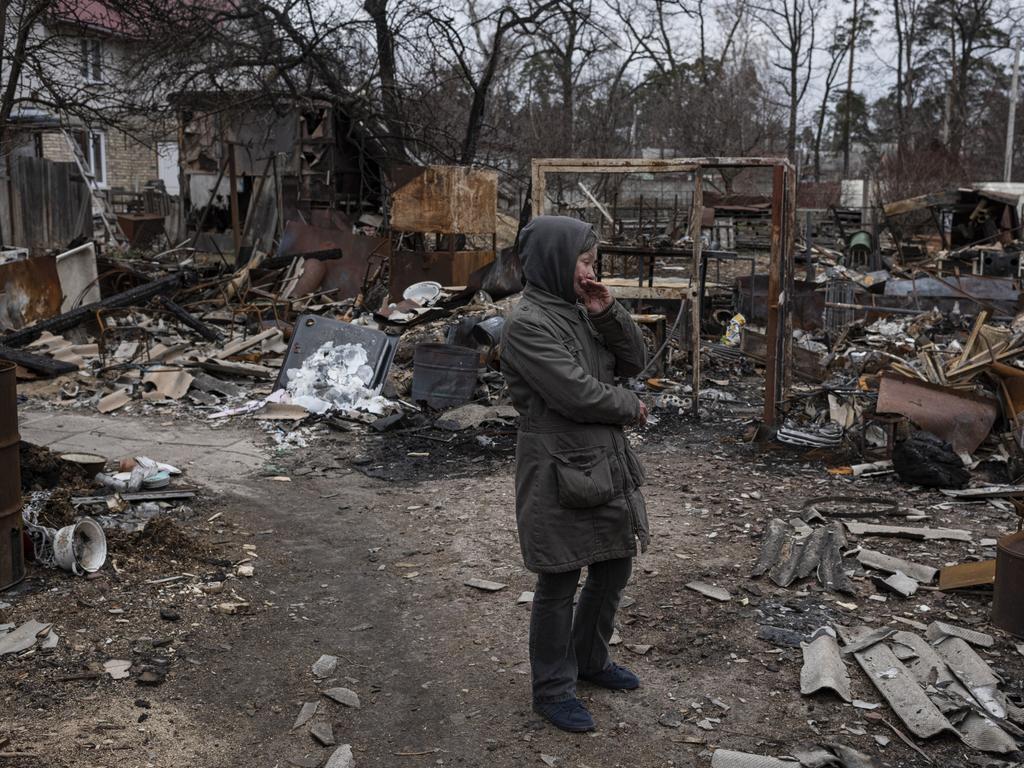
530,160,544,216
690,172,703,419
761,163,797,425
763,165,785,427
273,154,285,240
226,141,242,266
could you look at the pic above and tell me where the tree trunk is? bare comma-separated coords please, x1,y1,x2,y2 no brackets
788,46,798,162
841,0,857,177
893,0,904,153
461,32,506,164
559,65,574,156
363,0,404,158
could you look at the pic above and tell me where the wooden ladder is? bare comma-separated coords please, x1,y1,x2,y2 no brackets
62,129,126,245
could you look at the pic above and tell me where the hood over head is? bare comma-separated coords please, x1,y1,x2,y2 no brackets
518,215,595,304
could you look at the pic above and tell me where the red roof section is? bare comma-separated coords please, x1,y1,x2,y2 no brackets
52,0,129,34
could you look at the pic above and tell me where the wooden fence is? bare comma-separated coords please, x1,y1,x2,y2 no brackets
0,156,91,254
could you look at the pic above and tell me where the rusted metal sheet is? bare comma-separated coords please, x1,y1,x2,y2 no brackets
278,220,390,300
389,250,494,295
0,360,25,590
993,532,1024,637
390,166,497,234
884,275,1019,303
0,255,62,332
740,327,825,382
877,372,998,454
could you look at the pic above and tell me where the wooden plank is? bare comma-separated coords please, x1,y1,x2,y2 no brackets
938,560,996,590
532,157,788,172
764,165,784,425
954,310,989,371
882,190,962,217
690,173,703,418
602,277,698,300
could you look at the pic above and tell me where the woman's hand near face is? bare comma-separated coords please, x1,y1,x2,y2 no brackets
579,278,613,314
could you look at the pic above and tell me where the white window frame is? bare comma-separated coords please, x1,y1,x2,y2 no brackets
80,38,103,83
76,129,107,187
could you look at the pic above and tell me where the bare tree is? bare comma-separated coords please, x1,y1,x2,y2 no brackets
890,0,927,153
922,0,1011,159
526,0,610,156
811,14,847,181
753,0,825,162
423,0,560,164
840,0,875,175
0,0,49,152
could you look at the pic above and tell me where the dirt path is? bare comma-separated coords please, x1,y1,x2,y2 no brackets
4,407,1020,767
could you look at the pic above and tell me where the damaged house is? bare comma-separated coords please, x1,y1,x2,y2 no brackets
0,1,179,252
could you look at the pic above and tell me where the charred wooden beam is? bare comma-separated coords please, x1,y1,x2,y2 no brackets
0,346,78,376
154,295,223,342
1,271,190,348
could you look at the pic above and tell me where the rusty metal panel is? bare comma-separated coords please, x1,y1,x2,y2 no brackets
390,166,497,234
0,255,62,331
877,372,998,454
389,250,495,296
279,220,390,300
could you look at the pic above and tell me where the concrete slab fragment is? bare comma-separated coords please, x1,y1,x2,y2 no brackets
710,749,798,768
0,620,51,655
926,621,995,649
464,578,507,592
292,701,318,729
686,581,731,602
892,631,1017,754
324,744,354,768
857,548,938,583
838,625,957,739
844,521,971,542
322,687,360,708
875,571,919,597
934,636,1005,720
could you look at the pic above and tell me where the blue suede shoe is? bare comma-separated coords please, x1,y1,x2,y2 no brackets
533,698,596,732
579,662,640,690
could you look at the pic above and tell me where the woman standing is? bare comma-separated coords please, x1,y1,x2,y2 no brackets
501,215,650,732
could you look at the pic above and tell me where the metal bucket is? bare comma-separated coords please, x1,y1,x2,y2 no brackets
411,344,479,409
471,316,506,347
993,530,1024,637
0,360,25,590
52,517,106,575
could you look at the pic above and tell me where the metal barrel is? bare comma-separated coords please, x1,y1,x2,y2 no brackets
411,343,479,409
0,360,25,591
993,530,1024,637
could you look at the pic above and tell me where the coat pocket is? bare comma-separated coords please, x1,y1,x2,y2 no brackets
551,447,617,508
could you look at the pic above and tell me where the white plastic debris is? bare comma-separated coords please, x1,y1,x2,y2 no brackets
286,342,391,416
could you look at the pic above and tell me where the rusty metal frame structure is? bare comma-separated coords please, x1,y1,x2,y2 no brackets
531,157,797,426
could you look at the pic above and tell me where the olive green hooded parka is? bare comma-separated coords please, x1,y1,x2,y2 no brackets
501,215,650,573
